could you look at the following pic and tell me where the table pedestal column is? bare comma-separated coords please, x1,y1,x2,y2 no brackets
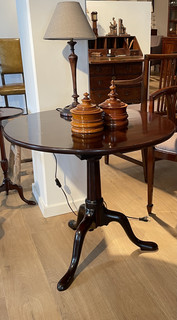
57,156,158,291
0,122,36,205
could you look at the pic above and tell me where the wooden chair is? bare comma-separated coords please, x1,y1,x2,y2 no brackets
0,38,31,185
147,85,177,214
0,38,27,111
105,53,177,181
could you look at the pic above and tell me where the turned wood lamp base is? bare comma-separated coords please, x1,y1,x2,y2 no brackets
57,39,79,119
57,101,78,119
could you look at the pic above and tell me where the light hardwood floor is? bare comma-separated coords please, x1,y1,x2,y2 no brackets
0,143,177,320
149,71,161,95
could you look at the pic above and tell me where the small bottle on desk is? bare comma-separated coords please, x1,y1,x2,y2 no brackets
107,49,114,57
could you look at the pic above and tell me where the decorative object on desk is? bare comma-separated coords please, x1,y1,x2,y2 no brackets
107,17,117,36
44,1,96,119
91,11,98,36
71,92,104,133
90,51,103,57
107,49,115,57
118,19,129,36
99,80,128,129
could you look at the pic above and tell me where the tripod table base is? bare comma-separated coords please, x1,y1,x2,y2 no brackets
57,201,158,291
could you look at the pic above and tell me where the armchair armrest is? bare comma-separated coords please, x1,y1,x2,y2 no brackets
114,74,143,87
149,86,174,112
149,86,177,125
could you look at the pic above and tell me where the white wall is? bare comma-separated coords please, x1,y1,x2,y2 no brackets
92,0,168,37
130,0,169,37
0,0,19,37
87,1,151,54
155,0,168,36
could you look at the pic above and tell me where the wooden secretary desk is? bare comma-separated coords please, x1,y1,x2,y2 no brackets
88,35,143,105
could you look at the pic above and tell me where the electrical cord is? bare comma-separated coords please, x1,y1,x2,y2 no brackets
53,153,77,216
103,199,149,222
53,154,149,222
126,215,150,222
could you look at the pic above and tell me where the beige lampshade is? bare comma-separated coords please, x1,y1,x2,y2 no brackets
44,1,96,40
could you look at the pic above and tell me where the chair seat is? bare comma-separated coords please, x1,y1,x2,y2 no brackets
155,132,177,154
0,83,25,95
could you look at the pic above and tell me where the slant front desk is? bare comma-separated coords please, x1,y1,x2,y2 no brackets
88,35,143,105
4,109,175,291
89,55,143,105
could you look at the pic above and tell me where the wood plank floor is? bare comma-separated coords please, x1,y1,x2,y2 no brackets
0,144,177,319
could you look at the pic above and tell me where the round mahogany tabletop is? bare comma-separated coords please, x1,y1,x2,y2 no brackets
0,107,23,121
3,109,175,156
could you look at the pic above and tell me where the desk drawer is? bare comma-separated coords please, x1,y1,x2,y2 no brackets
89,64,114,76
90,85,141,105
114,62,142,76
90,89,109,105
90,76,111,90
117,86,141,104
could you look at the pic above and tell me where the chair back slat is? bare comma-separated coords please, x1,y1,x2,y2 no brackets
0,38,23,74
166,90,177,126
149,85,177,130
142,54,177,115
158,58,177,113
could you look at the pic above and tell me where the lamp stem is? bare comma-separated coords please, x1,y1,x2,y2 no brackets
68,39,79,106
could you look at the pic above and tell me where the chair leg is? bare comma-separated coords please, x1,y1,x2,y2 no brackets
147,146,155,215
105,155,109,165
4,95,9,107
8,144,15,177
1,76,9,107
141,148,148,182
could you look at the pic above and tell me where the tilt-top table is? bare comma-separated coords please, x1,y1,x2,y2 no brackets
3,109,175,291
0,107,35,205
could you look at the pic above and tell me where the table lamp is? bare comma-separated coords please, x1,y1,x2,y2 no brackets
44,1,96,119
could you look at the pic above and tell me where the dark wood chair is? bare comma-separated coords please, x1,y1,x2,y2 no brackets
0,38,31,184
147,85,177,214
105,53,177,181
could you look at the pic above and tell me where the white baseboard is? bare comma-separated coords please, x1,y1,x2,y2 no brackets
32,183,85,218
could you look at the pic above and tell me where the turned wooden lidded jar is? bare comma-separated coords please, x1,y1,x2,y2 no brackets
99,80,128,129
71,92,104,134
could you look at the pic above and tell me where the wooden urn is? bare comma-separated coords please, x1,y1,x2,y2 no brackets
71,92,104,134
99,80,128,129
